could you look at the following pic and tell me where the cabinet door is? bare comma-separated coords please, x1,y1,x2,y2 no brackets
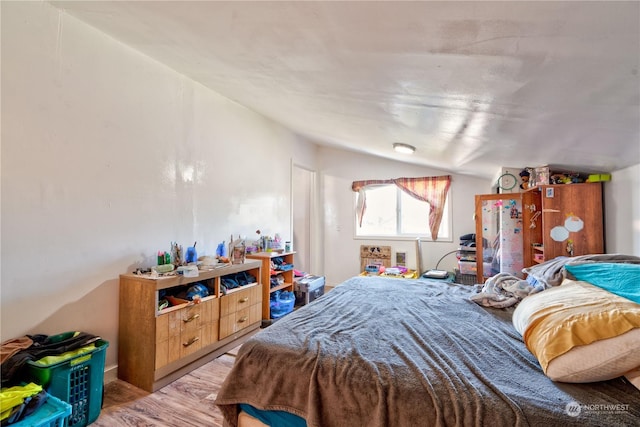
541,183,603,259
475,194,525,283
200,297,220,348
156,310,182,369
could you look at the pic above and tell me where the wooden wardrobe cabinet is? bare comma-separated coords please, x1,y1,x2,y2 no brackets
474,182,604,283
523,182,604,267
118,261,262,392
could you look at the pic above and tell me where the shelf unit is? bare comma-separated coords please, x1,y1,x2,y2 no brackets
118,260,262,392
532,245,545,264
245,251,296,322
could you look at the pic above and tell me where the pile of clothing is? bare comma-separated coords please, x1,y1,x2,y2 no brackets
221,271,257,294
0,331,100,425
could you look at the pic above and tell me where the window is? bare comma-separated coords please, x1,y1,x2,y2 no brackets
355,185,451,240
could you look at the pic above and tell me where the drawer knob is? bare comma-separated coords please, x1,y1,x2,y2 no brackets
238,316,248,323
239,297,249,303
183,314,200,323
183,336,199,347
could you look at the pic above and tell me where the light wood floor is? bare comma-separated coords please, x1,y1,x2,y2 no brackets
94,346,241,427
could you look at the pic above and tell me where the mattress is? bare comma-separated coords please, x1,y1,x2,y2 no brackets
216,276,640,427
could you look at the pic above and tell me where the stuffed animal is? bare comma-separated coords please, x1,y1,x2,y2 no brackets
550,173,570,184
550,173,584,184
519,169,531,189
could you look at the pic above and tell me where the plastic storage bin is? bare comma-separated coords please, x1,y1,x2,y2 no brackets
457,260,477,275
270,290,295,319
25,339,109,427
454,269,476,285
294,275,325,306
12,393,72,427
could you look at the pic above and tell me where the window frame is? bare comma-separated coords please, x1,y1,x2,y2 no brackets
353,184,453,241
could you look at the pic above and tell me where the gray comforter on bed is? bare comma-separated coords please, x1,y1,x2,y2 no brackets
215,276,640,427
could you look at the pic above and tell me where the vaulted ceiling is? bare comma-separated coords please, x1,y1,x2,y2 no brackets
51,1,640,178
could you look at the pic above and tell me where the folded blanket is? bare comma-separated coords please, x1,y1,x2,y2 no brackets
565,262,640,304
522,254,640,289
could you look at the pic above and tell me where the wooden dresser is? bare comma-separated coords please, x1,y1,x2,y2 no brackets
118,261,262,392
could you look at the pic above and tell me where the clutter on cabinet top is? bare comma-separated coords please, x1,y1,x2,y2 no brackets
359,264,419,279
133,239,235,278
185,242,198,264
520,166,611,189
132,230,293,279
248,229,290,254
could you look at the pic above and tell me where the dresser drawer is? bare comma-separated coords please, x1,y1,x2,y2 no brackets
219,284,262,339
180,303,203,333
219,300,263,339
220,308,248,339
155,302,205,368
179,327,202,358
220,285,260,316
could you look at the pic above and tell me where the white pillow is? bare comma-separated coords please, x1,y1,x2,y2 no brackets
546,328,640,383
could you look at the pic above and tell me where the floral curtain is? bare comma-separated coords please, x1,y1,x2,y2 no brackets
351,175,452,240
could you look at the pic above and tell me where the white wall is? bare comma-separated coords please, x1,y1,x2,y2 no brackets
1,2,302,371
605,163,640,255
317,146,491,285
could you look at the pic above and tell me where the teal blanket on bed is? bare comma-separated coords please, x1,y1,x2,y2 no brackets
240,403,306,427
565,262,640,304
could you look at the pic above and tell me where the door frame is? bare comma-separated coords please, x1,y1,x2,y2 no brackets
290,161,318,274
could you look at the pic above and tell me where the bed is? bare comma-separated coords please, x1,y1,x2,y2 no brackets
216,264,640,427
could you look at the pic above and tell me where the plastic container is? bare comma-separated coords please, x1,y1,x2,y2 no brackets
457,260,477,275
185,246,197,264
454,269,476,285
270,291,295,319
12,393,72,427
25,340,109,427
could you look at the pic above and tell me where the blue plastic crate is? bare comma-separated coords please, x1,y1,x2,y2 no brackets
11,393,72,427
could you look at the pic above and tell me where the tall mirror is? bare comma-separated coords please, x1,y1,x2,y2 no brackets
474,194,524,283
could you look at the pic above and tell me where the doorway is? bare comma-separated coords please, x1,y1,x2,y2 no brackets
292,164,315,274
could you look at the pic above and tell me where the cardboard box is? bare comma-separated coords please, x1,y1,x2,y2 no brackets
359,245,391,272
587,174,611,182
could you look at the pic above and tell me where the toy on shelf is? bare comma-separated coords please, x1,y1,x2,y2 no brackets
519,169,531,190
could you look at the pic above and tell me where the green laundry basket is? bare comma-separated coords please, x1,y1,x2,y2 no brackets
25,339,109,427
